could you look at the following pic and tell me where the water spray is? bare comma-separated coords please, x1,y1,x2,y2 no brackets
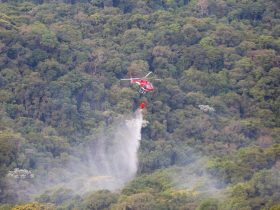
6,109,144,201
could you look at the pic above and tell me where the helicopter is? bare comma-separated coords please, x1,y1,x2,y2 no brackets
121,72,159,94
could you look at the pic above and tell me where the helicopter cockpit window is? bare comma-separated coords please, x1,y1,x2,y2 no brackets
146,84,153,89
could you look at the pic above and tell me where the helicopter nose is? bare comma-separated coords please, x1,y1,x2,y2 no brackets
148,86,154,91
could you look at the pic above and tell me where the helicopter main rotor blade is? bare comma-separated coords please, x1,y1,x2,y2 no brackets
121,78,140,80
144,72,153,78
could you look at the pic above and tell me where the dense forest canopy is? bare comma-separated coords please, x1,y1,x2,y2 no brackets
0,0,279,209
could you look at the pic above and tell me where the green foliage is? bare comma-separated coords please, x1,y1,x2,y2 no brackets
0,204,13,210
36,188,78,206
81,190,118,210
196,198,219,210
221,169,280,210
11,202,55,210
122,170,171,196
270,204,280,210
0,130,24,174
207,144,280,184
0,0,279,209
115,168,203,210
112,192,158,210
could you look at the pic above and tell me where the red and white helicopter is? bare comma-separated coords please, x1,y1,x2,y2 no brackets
121,72,159,94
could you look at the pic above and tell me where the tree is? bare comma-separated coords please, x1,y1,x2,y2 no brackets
181,24,201,46
12,202,55,210
112,193,157,210
0,130,23,173
196,198,219,210
82,190,118,210
214,25,242,47
127,60,149,77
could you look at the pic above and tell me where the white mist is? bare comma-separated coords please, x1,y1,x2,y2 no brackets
73,108,143,193
7,109,143,201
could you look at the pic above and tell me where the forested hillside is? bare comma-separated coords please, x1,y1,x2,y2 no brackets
0,0,279,209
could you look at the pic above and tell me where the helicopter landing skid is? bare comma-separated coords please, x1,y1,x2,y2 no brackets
139,88,146,94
